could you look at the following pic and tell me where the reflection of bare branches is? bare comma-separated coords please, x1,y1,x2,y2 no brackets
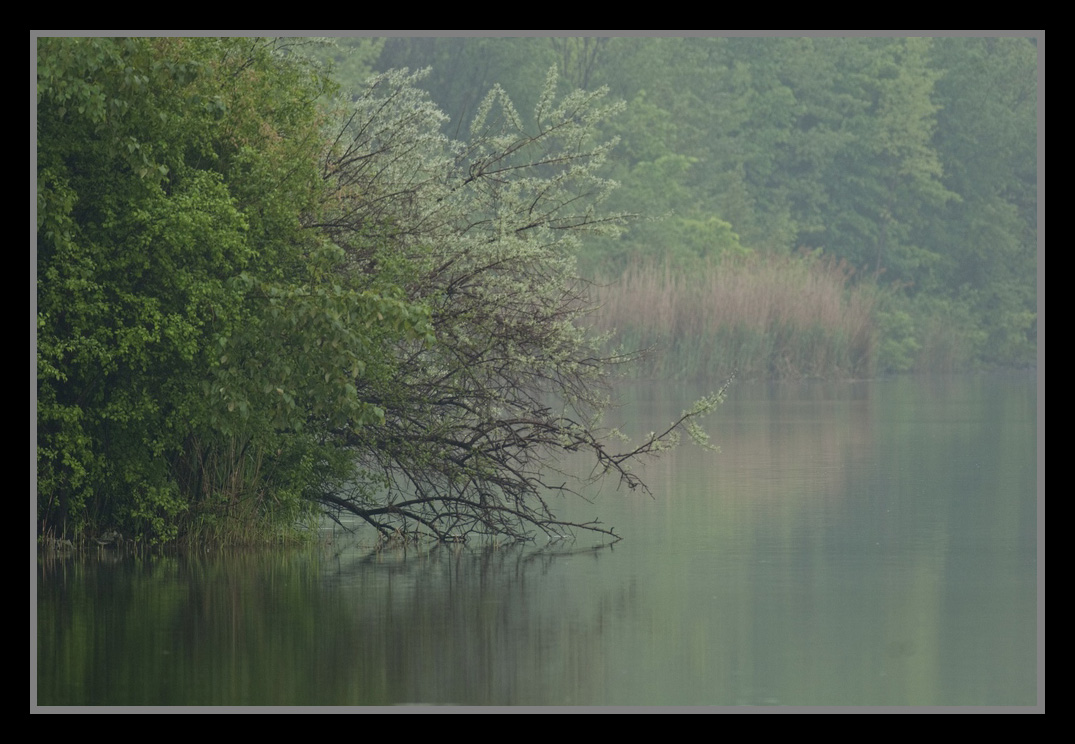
324,535,616,583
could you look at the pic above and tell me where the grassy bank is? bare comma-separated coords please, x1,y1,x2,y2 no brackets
589,253,879,381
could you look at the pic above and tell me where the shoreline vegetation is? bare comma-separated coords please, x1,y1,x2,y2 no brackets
590,253,877,381
586,249,1011,382
35,36,1037,549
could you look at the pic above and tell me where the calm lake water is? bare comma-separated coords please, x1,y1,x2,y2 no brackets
35,373,1040,708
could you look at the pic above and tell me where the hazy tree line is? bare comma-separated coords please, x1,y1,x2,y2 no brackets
36,37,722,544
336,36,1037,372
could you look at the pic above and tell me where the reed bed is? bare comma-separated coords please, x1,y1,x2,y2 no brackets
589,253,878,380
174,436,315,547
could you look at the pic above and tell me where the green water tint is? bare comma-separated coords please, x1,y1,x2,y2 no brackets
36,373,1038,707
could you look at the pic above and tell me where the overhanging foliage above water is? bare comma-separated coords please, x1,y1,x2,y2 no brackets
36,37,722,545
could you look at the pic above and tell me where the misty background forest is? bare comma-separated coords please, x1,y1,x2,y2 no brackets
337,37,1038,378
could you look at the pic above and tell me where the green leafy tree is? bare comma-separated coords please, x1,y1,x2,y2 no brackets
36,37,263,538
374,38,559,135
36,37,425,541
290,36,385,90
922,37,1038,365
309,68,725,542
550,37,611,91
818,38,956,281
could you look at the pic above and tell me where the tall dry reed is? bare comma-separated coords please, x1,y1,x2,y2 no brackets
588,253,878,380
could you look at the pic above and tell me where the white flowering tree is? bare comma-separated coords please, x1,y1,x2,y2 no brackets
309,68,727,543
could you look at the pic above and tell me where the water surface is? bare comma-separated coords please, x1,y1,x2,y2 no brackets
36,373,1039,707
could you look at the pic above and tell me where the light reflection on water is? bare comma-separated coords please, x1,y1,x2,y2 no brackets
36,373,1038,707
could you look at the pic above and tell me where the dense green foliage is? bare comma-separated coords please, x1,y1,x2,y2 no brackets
353,36,1038,373
37,38,427,542
36,37,721,544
